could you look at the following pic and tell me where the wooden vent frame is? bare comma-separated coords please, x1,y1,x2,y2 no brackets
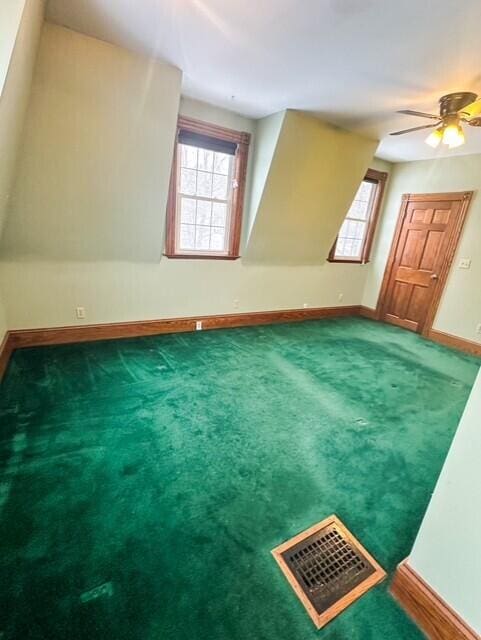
165,116,251,260
272,514,386,629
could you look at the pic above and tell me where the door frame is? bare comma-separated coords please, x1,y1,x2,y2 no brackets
375,191,473,337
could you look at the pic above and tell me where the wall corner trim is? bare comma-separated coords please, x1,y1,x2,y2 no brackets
390,560,480,640
0,332,15,380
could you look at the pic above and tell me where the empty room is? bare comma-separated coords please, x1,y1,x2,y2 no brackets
1,1,481,638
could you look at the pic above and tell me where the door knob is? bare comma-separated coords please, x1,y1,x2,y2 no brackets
430,273,439,280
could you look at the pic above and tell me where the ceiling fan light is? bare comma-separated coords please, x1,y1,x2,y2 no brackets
442,124,464,147
448,126,465,149
425,128,443,148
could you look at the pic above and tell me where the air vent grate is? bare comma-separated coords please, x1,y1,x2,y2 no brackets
272,515,386,629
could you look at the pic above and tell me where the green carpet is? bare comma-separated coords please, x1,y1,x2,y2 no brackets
0,317,479,640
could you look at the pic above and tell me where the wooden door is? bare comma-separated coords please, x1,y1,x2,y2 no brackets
378,192,472,334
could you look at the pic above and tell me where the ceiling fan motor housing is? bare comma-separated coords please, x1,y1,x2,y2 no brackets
440,92,478,117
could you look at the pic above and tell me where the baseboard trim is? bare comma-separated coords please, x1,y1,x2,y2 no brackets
427,328,481,357
391,560,479,640
359,305,378,320
7,305,360,351
0,332,15,380
2,306,479,383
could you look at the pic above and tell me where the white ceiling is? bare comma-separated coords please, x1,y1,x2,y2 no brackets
46,0,481,162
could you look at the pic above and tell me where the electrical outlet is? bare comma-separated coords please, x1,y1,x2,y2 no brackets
476,323,481,335
76,306,86,320
196,320,202,331
303,303,309,309
233,299,240,310
459,258,471,269
338,293,344,302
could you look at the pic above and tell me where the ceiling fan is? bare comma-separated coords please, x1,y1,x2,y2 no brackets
390,92,481,148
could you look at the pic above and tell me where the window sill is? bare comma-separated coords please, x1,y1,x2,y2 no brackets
164,253,240,261
327,258,367,264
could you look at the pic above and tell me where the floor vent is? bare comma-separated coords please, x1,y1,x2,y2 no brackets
272,515,386,629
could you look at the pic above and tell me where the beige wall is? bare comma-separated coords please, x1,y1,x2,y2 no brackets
0,23,385,331
362,155,481,343
409,370,481,633
0,0,44,342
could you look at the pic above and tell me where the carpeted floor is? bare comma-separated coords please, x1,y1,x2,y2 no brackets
0,317,479,640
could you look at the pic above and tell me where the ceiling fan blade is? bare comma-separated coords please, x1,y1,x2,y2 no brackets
397,109,440,120
467,116,481,127
390,123,438,136
462,99,481,117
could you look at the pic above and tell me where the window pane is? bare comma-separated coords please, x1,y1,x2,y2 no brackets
196,171,212,197
195,225,210,250
349,198,370,220
333,178,378,260
175,137,239,255
212,202,227,226
348,180,376,220
196,200,212,225
180,168,196,195
356,181,373,202
180,224,195,250
214,152,231,175
198,148,214,172
210,226,226,251
212,173,228,200
180,197,196,224
180,144,198,169
335,219,367,259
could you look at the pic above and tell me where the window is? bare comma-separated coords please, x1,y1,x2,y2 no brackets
328,168,388,264
165,116,250,259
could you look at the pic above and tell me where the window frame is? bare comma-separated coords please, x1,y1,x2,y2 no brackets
328,168,388,264
165,116,251,260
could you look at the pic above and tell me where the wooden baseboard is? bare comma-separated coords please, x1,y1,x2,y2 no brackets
359,305,378,320
427,328,481,357
2,306,479,383
391,560,479,640
0,332,15,380
7,305,360,351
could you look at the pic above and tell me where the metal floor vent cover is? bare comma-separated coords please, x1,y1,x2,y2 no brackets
272,515,386,629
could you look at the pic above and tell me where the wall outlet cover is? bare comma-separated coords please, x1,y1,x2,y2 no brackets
196,321,202,331
76,306,86,320
459,258,471,269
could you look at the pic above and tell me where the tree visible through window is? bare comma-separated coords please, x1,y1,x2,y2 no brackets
329,169,388,263
165,117,250,259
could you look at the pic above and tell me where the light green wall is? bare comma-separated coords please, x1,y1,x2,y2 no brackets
0,23,380,330
246,110,285,240
362,155,481,342
0,0,43,237
1,23,182,261
409,370,481,633
0,0,26,96
246,110,378,264
0,0,43,342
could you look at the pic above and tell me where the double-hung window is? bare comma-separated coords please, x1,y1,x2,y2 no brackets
165,116,250,259
329,168,387,263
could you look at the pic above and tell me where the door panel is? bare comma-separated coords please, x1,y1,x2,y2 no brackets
379,193,471,334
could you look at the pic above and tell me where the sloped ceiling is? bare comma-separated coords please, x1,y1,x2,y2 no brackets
244,110,378,265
